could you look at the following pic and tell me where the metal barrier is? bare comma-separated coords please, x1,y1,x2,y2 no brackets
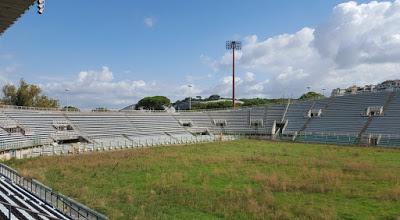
293,132,357,146
1,134,239,160
0,138,45,152
278,131,400,148
85,134,237,151
0,164,108,220
0,200,61,220
216,130,400,148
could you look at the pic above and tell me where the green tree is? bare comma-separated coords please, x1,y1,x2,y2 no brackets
92,107,108,112
135,96,171,110
192,101,240,110
241,98,290,106
1,79,58,108
207,94,221,101
299,92,324,101
62,106,80,111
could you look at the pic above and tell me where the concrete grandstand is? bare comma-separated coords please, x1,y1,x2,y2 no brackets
0,89,399,161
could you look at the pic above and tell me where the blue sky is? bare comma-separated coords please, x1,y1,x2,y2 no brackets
1,0,398,109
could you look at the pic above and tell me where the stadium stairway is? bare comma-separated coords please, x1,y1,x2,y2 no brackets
298,98,333,133
365,91,399,135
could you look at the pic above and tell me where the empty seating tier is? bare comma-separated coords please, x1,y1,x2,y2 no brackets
0,90,399,152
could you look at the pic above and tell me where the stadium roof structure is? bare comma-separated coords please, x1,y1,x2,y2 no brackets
0,0,35,35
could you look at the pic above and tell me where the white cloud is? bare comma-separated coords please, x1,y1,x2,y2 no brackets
314,0,400,68
208,0,400,98
277,67,309,81
144,17,156,28
203,74,270,98
244,72,255,82
222,76,242,85
78,66,113,83
42,66,157,109
200,54,220,72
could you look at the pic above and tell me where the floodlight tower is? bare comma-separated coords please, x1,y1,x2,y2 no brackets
188,84,193,110
226,40,241,108
65,89,70,111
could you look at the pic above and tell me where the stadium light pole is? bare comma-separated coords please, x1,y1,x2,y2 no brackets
226,41,241,109
188,84,192,110
65,89,70,111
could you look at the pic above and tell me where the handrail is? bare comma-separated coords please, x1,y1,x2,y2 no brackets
296,131,360,137
0,164,108,220
280,98,291,123
0,138,44,152
0,200,61,220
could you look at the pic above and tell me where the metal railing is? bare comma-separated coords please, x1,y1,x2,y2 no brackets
0,164,108,220
1,134,238,160
0,138,44,152
0,200,61,220
0,104,60,111
50,131,80,140
84,134,237,151
292,132,357,146
279,131,400,148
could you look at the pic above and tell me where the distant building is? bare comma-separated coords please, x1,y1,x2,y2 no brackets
331,80,399,97
376,80,400,91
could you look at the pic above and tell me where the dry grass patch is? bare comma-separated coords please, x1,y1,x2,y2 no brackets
252,168,343,193
342,160,372,173
377,185,400,201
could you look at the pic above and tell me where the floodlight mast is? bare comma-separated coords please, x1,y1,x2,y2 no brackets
226,41,241,109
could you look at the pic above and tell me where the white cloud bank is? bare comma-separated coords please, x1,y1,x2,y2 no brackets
42,66,157,109
210,0,400,98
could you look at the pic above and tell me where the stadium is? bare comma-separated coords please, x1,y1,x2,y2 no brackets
0,1,400,220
